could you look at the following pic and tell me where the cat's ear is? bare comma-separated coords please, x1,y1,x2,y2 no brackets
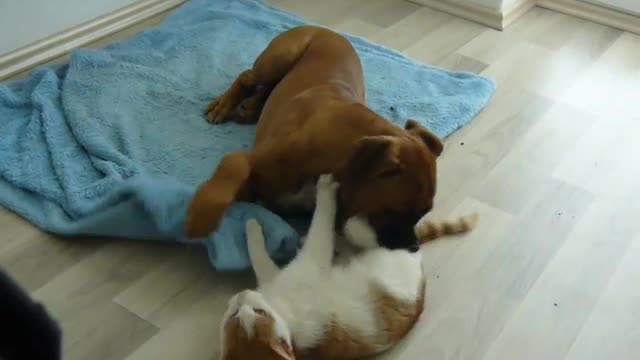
270,337,295,360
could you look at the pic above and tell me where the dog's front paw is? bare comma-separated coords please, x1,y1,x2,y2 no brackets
185,211,219,239
205,93,238,124
185,186,232,239
185,204,224,239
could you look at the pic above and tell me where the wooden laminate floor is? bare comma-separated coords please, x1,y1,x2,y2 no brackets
2,1,639,359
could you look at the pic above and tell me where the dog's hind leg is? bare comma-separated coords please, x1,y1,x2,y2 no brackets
204,26,319,123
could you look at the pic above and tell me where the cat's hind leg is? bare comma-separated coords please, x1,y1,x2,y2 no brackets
246,219,280,285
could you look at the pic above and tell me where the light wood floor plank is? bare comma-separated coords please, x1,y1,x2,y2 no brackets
334,18,384,38
471,103,598,214
437,53,489,73
482,193,639,360
404,17,486,65
65,302,159,360
563,233,640,360
113,249,210,321
433,90,554,216
31,242,175,352
553,114,640,195
351,0,422,29
369,7,454,51
559,32,640,118
0,231,106,291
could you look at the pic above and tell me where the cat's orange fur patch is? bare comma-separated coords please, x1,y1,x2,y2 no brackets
374,274,426,344
222,312,283,360
298,317,379,360
300,275,426,360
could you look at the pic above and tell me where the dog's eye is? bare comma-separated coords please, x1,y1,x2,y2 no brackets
254,308,267,316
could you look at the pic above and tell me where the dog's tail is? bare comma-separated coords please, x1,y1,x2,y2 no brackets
416,213,479,243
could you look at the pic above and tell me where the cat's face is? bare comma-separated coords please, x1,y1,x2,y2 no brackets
219,290,295,360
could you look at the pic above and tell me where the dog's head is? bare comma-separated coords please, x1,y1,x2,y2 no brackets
338,119,443,251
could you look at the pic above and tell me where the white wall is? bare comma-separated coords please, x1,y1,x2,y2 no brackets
0,0,139,55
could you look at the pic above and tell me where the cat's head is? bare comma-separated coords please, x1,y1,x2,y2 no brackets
219,290,295,360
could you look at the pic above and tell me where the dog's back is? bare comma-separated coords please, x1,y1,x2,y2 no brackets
255,26,366,143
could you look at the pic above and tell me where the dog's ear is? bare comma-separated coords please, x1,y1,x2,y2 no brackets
405,119,443,156
347,136,402,179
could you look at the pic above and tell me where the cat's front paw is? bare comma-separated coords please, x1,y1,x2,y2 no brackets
317,174,339,193
316,174,339,211
246,219,266,250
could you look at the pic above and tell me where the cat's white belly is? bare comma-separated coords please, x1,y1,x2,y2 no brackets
273,181,317,212
281,251,424,350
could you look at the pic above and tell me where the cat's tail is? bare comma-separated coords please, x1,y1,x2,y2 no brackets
416,213,479,243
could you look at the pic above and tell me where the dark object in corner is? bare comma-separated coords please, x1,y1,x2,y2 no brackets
0,269,62,360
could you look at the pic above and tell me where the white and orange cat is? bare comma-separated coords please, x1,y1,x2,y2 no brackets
218,174,427,360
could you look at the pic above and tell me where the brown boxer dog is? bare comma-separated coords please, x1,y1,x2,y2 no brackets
186,25,444,251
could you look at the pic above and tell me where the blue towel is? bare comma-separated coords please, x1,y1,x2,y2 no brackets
0,0,495,271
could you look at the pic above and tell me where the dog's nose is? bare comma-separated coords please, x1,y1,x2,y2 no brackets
408,244,420,253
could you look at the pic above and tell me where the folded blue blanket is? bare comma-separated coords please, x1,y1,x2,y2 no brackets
0,0,495,270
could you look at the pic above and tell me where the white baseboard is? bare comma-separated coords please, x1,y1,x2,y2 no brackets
503,0,537,28
538,0,640,35
409,0,504,30
409,0,536,30
409,0,638,35
0,0,186,81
